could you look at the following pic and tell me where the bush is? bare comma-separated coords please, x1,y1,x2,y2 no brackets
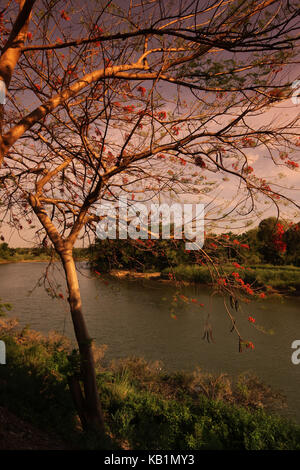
103,385,300,450
161,264,300,292
1,319,299,450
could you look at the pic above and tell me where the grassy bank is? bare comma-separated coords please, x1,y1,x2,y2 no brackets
161,264,300,293
0,244,90,264
0,258,51,264
0,319,300,450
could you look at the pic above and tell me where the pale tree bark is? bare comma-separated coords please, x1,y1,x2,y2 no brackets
29,195,105,435
0,0,36,160
60,247,105,434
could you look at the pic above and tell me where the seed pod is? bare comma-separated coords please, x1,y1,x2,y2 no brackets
195,156,205,168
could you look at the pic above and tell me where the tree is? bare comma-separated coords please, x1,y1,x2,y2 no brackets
284,222,300,266
257,217,287,264
0,0,299,436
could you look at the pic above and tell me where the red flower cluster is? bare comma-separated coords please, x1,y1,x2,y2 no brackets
157,111,167,120
123,105,135,113
93,25,103,35
232,262,244,269
243,165,254,174
241,137,256,147
232,272,254,295
60,10,70,21
137,86,146,97
273,223,286,253
248,316,255,323
287,160,299,169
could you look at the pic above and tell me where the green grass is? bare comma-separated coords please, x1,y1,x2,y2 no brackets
0,253,51,262
162,264,300,292
0,245,89,263
0,319,300,450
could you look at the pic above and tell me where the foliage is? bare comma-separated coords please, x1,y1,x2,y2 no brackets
90,237,190,273
106,390,299,450
91,217,300,293
0,243,90,262
0,297,11,317
1,320,299,450
161,264,300,292
0,319,75,434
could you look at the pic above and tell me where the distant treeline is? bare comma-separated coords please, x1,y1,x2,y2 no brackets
1,216,299,271
90,217,300,273
0,243,90,261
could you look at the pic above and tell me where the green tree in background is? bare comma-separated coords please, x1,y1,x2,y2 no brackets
285,222,300,266
257,217,286,265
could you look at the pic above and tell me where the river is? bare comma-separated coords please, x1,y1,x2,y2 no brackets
0,261,299,423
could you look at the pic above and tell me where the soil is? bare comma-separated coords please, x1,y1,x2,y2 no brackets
0,406,69,450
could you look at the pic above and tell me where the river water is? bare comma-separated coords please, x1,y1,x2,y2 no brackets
0,261,299,423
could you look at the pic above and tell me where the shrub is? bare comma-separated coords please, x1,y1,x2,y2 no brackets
1,320,299,450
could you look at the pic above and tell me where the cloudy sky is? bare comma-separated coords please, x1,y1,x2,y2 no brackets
1,1,299,247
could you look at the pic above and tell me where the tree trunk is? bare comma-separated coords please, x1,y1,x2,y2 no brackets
60,248,105,435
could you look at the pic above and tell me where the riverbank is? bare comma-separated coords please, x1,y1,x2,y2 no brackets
106,264,300,295
0,244,89,265
0,256,89,265
1,318,299,450
110,269,161,280
0,258,51,264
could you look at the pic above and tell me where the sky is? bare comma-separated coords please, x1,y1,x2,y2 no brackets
0,0,299,247
2,80,299,248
